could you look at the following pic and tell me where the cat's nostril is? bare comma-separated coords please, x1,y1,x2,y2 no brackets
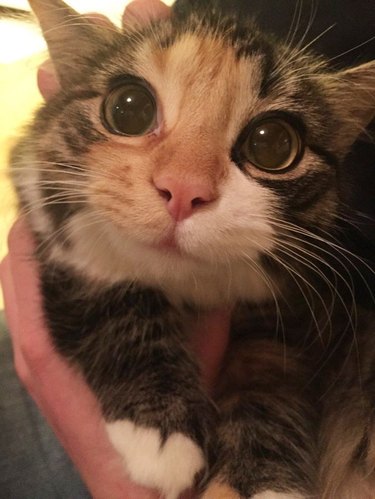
191,197,206,208
157,188,172,202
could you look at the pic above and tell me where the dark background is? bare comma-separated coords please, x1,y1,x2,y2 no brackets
175,0,375,66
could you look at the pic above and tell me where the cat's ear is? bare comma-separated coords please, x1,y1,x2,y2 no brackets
324,60,375,147
29,0,118,87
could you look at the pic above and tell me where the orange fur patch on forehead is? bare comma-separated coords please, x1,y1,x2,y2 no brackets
133,32,265,142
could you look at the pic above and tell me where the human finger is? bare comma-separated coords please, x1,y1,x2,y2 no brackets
0,254,31,381
190,309,232,392
0,255,19,335
6,219,51,367
123,0,170,26
37,59,60,100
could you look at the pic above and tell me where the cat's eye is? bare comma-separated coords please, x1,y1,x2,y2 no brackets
102,81,157,136
242,117,303,172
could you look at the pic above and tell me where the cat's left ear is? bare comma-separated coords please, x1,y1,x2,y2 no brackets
29,0,118,88
324,60,375,148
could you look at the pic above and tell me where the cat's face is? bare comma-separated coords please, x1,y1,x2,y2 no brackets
13,0,375,305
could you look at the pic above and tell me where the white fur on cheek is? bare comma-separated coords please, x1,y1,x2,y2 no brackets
15,151,53,235
253,492,304,499
179,165,277,261
106,420,205,499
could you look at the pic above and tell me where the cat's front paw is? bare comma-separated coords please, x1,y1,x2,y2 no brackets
253,492,305,499
106,420,205,499
201,481,240,498
202,482,304,499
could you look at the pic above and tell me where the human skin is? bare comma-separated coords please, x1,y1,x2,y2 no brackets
0,1,231,498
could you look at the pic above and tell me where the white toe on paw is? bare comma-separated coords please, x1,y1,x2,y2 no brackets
253,492,304,499
106,420,205,499
202,481,240,499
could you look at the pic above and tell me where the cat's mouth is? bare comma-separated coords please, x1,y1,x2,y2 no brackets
150,231,200,260
156,234,181,252
153,232,191,257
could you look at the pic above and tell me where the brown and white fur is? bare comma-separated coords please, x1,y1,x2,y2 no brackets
10,0,375,497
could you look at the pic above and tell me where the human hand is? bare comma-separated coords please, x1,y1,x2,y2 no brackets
0,220,231,499
1,219,162,499
0,2,232,497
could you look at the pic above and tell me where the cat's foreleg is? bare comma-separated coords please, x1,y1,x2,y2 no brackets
79,323,215,499
100,337,215,499
41,271,216,499
319,358,375,499
202,340,317,499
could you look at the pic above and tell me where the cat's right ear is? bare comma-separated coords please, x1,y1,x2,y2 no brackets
29,0,118,88
323,60,375,149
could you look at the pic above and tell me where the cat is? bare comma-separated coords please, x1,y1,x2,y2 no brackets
10,0,375,497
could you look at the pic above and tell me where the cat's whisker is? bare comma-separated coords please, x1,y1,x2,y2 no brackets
274,241,358,347
273,220,375,304
336,206,375,228
259,222,370,387
35,208,109,257
317,334,360,400
11,168,123,187
285,0,304,49
273,21,335,83
23,191,86,205
267,250,328,345
230,213,373,294
20,193,87,217
42,19,121,39
272,226,357,295
273,244,337,332
293,0,319,52
10,161,123,182
272,223,374,310
244,221,359,345
31,184,87,191
240,251,284,332
240,251,289,367
269,216,374,266
326,33,375,65
241,231,329,344
35,221,72,256
25,178,86,189
296,23,336,57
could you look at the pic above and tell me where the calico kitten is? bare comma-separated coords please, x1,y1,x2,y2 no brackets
10,0,375,497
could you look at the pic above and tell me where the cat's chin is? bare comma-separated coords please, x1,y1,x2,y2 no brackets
45,210,273,307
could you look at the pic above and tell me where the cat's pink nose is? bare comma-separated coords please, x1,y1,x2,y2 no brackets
153,174,216,221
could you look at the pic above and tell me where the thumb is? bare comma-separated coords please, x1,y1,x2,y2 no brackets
190,309,232,392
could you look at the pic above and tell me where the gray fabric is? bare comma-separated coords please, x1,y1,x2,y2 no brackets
0,312,91,499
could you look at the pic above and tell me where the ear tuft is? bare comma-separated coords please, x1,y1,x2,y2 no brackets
29,0,119,87
324,60,375,147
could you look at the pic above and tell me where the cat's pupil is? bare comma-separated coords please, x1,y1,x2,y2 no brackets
243,118,302,171
102,82,157,136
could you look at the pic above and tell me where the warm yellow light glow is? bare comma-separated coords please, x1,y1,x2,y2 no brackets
0,20,46,64
0,0,175,63
1,0,175,20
